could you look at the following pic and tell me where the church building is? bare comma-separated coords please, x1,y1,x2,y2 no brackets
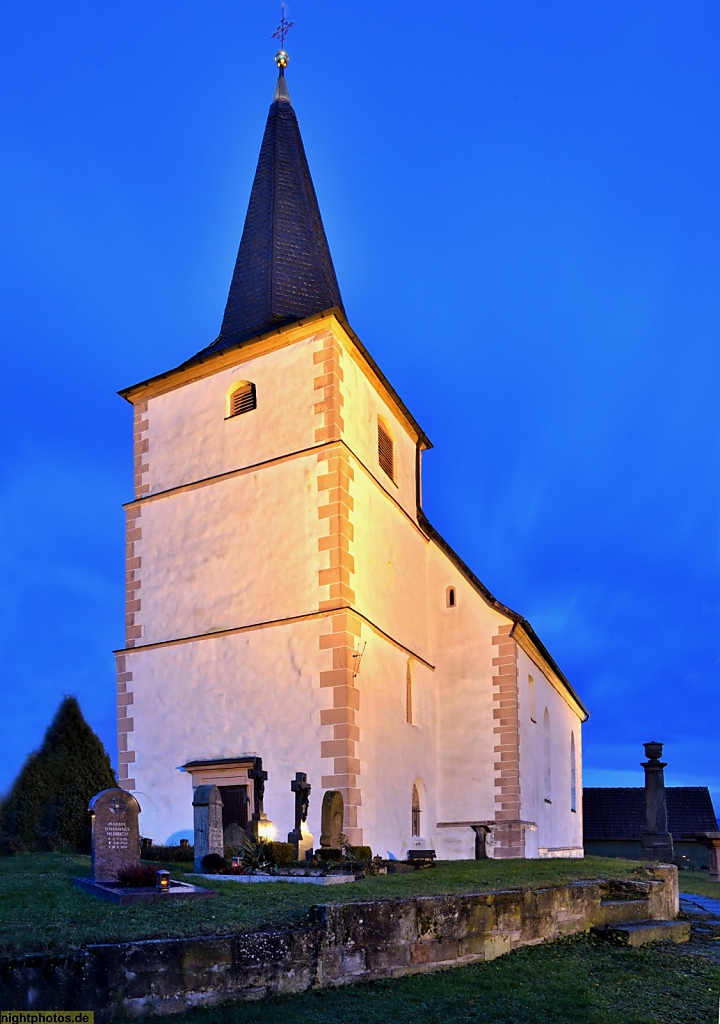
116,51,588,860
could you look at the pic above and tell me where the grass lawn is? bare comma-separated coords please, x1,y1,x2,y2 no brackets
108,932,720,1024
0,852,680,956
677,873,720,900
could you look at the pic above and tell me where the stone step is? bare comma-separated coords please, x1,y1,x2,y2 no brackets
593,919,690,947
600,899,650,925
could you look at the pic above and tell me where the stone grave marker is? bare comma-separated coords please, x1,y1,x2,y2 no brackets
224,821,246,853
88,788,141,882
320,790,344,850
193,784,224,871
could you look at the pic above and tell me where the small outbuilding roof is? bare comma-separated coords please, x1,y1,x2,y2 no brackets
583,786,718,841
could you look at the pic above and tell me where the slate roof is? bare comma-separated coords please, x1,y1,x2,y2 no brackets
191,73,345,362
583,787,718,841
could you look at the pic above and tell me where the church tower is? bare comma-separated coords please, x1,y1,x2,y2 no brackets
117,51,588,858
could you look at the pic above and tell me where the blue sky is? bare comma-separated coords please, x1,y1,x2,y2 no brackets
1,1,718,816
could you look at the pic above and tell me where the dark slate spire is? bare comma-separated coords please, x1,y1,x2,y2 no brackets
195,61,345,359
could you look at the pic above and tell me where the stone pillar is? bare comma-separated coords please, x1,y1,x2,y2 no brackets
640,741,674,863
193,784,224,872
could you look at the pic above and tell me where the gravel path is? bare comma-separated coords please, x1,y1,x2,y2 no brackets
678,892,720,965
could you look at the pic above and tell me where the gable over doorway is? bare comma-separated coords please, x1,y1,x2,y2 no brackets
181,757,256,835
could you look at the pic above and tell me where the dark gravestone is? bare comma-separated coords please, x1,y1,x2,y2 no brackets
320,790,344,850
223,822,247,853
88,788,141,882
193,785,224,871
640,741,674,862
288,772,312,856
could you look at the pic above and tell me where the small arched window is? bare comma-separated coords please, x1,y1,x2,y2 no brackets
406,661,413,724
378,419,394,481
411,783,421,837
570,732,577,812
227,381,256,418
446,586,456,608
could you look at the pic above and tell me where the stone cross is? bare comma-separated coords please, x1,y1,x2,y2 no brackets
88,788,141,882
287,772,312,857
291,772,312,833
248,758,268,820
192,784,224,872
640,741,674,863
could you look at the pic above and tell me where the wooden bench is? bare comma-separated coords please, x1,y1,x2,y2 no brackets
406,849,436,869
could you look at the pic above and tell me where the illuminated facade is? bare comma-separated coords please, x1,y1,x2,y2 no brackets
116,63,588,859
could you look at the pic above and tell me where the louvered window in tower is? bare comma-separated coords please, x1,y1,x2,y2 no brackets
378,421,394,480
228,382,257,418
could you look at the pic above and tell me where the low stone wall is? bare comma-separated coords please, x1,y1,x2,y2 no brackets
0,866,678,1019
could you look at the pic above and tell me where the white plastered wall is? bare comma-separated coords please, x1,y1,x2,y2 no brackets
135,455,322,644
427,544,507,859
337,340,418,521
516,647,584,857
126,619,329,845
349,464,431,661
354,633,437,859
142,334,322,495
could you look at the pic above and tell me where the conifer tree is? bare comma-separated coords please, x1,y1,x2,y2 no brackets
0,696,116,853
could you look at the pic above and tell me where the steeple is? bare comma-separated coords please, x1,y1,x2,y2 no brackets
194,52,345,360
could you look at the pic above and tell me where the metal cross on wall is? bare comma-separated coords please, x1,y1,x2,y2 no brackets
272,4,294,49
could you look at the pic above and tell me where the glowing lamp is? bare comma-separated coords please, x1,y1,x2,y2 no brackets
231,857,241,870
156,870,170,892
257,818,276,841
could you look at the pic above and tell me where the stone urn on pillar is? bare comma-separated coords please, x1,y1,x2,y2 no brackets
640,741,674,863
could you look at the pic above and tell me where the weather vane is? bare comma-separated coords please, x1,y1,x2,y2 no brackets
272,4,294,50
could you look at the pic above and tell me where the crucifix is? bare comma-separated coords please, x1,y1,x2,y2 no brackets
248,757,268,820
291,772,312,834
272,4,294,49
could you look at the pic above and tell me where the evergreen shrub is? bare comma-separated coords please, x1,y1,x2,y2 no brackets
116,864,168,887
265,841,294,867
348,845,372,861
200,853,228,873
318,848,342,861
142,844,194,863
0,696,116,854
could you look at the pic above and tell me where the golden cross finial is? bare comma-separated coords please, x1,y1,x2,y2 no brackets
272,4,294,50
